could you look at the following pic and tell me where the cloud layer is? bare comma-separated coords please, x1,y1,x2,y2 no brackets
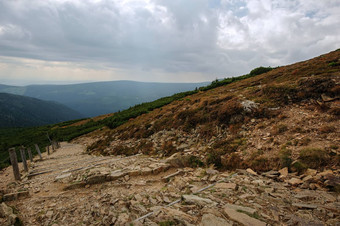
0,0,339,84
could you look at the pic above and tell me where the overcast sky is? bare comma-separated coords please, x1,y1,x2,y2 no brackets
0,0,339,85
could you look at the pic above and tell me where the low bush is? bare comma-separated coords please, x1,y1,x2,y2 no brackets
249,66,273,76
249,156,275,172
299,148,329,169
206,149,225,169
161,140,178,156
138,140,155,155
291,161,308,174
187,155,204,168
261,85,298,105
319,125,336,133
221,153,244,170
217,98,244,125
279,148,292,168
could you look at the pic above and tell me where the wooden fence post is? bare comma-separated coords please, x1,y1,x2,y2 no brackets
46,133,55,151
46,146,50,155
19,147,28,172
34,144,42,160
27,148,33,162
8,148,21,180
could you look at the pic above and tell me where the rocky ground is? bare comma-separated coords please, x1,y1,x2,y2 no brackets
0,142,339,225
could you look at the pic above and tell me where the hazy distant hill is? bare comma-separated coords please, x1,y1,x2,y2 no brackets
0,93,83,128
0,81,208,117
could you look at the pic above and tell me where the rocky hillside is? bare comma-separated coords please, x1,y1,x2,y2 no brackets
86,49,339,174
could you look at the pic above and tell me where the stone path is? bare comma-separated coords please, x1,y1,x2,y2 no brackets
0,142,339,225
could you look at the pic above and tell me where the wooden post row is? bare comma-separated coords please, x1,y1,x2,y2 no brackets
8,148,21,180
34,144,42,160
19,147,28,172
27,148,33,162
46,133,55,151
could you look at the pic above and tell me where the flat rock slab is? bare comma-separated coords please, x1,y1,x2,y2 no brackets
224,203,257,215
292,203,318,209
262,170,280,178
294,194,316,202
161,207,195,223
63,182,86,190
55,173,72,181
108,170,127,180
224,207,266,226
199,213,232,226
215,182,237,190
288,178,303,185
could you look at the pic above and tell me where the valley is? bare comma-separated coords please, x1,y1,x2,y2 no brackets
0,81,209,118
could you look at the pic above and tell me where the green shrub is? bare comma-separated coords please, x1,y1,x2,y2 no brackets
187,156,204,168
249,66,272,76
279,148,292,168
299,148,329,168
159,221,175,226
206,149,224,169
221,153,244,170
291,161,307,174
250,156,271,172
328,61,340,67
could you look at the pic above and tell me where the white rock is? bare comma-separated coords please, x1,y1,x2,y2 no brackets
182,195,216,206
241,100,258,113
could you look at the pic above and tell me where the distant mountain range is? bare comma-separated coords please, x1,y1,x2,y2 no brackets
0,80,209,117
0,93,83,128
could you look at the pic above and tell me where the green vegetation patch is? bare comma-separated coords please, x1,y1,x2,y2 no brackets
298,148,329,169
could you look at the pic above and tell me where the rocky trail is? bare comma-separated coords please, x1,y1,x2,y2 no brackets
0,141,339,225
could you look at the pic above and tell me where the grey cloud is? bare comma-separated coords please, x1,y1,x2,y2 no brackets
0,0,339,82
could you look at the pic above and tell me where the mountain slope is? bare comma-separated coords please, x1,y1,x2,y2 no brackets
0,81,209,117
0,93,83,128
85,49,340,173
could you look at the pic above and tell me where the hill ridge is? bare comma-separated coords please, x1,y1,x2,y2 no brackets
0,93,83,128
0,80,210,117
